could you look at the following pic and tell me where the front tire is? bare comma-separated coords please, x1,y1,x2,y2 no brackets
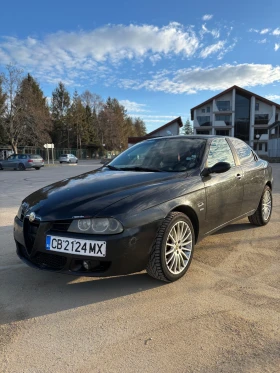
35,167,40,170
248,185,272,226
147,212,194,282
18,163,25,171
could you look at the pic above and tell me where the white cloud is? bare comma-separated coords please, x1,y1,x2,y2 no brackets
201,24,220,38
265,94,280,101
260,28,270,34
200,41,225,58
0,22,237,87
0,23,200,70
275,43,280,51
272,28,280,36
249,28,259,33
119,100,148,112
149,54,162,65
258,39,267,44
202,14,213,21
119,63,280,94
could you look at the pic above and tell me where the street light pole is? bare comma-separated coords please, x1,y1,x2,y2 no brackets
255,134,260,154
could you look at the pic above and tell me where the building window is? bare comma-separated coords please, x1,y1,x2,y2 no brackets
255,103,259,111
255,114,269,125
196,130,210,135
202,108,205,113
276,113,279,121
215,114,232,125
206,106,210,113
234,92,250,142
265,143,268,152
216,101,231,111
216,130,230,136
197,116,211,126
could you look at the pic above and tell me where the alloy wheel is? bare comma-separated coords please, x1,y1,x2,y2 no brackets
262,189,272,221
165,221,193,275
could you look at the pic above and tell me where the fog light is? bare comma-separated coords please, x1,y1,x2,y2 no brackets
83,260,91,270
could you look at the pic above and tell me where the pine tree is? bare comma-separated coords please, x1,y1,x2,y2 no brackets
15,73,52,147
51,82,70,147
181,119,193,135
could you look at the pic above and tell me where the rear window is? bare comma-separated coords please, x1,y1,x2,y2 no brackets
60,154,68,157
19,154,27,159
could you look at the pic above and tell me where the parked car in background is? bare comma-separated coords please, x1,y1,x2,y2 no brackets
59,154,78,164
14,136,273,282
0,154,44,171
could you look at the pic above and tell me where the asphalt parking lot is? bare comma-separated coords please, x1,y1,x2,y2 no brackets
0,162,279,373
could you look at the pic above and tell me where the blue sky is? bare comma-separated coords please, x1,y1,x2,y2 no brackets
1,0,280,132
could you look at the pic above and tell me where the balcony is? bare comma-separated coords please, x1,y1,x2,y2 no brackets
196,122,212,127
254,114,269,125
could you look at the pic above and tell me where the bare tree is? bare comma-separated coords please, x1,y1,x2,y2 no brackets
1,64,24,153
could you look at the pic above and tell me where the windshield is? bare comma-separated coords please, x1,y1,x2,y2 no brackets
108,138,206,172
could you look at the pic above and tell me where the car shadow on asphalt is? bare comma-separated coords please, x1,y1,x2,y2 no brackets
0,259,165,325
0,218,276,326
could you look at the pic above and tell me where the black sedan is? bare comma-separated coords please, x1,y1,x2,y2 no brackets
14,136,273,282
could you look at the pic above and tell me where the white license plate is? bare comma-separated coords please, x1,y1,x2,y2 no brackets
46,235,106,257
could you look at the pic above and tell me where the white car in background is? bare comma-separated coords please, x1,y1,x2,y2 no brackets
59,154,78,164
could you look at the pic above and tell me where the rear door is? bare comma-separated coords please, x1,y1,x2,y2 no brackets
202,138,244,233
229,138,265,214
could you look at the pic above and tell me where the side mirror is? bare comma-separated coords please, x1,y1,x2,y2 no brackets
201,162,231,177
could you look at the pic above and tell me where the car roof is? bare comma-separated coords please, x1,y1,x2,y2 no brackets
145,135,232,141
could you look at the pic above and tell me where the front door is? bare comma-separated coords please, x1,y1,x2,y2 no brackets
202,138,244,234
3,155,17,168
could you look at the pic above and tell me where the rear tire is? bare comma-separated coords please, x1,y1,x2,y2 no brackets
0,163,3,170
248,185,272,226
35,167,40,170
146,212,194,282
18,163,25,171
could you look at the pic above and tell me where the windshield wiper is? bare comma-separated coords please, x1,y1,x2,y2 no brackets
119,166,161,172
104,164,121,170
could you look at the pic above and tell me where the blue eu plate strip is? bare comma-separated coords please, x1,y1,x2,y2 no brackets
46,235,51,250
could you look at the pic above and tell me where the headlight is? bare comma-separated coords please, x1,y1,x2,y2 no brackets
17,205,22,219
68,218,123,234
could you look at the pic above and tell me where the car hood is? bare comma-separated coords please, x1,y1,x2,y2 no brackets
22,169,186,221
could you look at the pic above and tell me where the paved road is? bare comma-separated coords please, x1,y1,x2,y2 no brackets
0,163,279,373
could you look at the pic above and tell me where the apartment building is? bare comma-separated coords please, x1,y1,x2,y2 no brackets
191,85,280,155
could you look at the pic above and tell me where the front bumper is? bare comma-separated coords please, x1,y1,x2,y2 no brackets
14,216,162,277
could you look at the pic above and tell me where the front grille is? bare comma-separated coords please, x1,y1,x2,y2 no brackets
51,220,72,232
23,219,40,253
33,252,67,270
18,244,67,270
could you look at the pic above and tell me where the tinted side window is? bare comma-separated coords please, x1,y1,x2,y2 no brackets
207,139,235,168
230,138,255,164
